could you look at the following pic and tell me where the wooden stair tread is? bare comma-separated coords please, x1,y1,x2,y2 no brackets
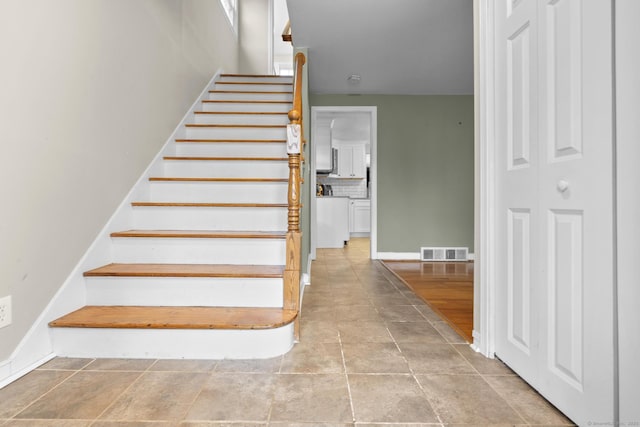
220,73,291,78
216,81,293,86
131,202,288,208
148,177,287,183
185,124,285,128
202,100,292,104
84,263,285,278
194,111,288,115
110,230,287,239
163,156,287,161
49,306,297,330
175,139,286,143
209,90,292,95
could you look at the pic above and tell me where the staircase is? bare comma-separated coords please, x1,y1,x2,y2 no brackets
48,73,302,359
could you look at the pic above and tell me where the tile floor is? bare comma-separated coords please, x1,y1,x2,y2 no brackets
0,238,574,426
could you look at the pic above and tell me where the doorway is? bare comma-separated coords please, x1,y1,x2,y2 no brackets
310,106,377,260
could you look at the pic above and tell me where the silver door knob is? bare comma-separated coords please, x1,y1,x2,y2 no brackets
557,180,569,192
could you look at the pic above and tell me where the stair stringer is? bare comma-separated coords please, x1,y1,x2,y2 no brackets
0,69,294,388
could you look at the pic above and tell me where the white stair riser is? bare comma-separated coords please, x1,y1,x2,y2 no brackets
149,181,288,203
51,325,294,359
192,113,289,125
132,206,288,231
208,92,292,102
185,126,286,140
175,142,287,157
201,102,292,113
111,238,286,265
162,160,288,178
214,83,293,92
218,75,293,84
86,277,283,307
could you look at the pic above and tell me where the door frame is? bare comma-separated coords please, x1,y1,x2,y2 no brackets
474,0,497,357
309,106,378,260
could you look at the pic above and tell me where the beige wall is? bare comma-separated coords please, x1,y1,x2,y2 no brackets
0,0,238,360
239,0,270,74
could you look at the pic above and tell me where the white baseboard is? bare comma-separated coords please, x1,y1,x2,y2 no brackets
377,252,421,260
0,353,56,389
377,252,475,261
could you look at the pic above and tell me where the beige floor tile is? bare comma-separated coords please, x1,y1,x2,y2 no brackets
452,344,515,376
398,342,475,374
416,374,525,424
298,319,340,343
99,371,209,421
431,321,467,344
342,342,409,374
386,321,447,344
280,342,344,374
185,373,275,422
92,422,175,426
484,375,575,425
269,374,352,423
348,374,438,423
2,420,92,426
299,306,336,322
337,321,392,343
181,423,266,427
377,305,425,322
15,371,140,420
37,358,93,371
334,305,380,322
83,358,155,371
0,370,74,418
268,423,352,427
149,359,217,372
214,357,282,373
411,304,441,322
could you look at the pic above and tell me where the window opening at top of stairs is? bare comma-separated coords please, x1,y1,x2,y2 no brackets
220,0,237,33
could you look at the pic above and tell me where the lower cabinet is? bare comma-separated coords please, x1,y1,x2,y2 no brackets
349,199,371,234
317,197,350,248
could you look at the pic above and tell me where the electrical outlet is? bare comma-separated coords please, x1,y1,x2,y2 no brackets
0,296,12,328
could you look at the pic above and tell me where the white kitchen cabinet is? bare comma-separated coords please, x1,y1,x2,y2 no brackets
337,145,366,178
316,197,350,248
349,199,371,234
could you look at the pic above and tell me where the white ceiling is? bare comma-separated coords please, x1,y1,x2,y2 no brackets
286,0,474,95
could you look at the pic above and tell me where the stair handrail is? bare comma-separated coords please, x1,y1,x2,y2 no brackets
282,20,292,42
284,51,306,339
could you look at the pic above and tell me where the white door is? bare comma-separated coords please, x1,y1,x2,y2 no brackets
494,0,615,424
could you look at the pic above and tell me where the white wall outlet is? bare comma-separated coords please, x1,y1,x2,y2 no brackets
0,295,12,328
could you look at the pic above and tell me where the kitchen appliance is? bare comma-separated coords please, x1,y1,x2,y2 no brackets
331,148,338,175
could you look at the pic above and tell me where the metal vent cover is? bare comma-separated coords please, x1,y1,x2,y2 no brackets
420,247,468,262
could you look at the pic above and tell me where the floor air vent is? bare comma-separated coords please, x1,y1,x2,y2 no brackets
420,247,468,262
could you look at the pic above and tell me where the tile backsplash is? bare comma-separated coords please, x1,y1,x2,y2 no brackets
317,176,368,198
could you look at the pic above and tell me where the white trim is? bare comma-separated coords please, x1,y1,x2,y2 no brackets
0,70,224,387
267,0,274,75
0,353,56,389
377,252,421,261
475,0,497,358
377,252,475,261
309,106,378,259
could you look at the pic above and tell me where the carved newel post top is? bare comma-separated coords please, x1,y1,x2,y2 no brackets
288,109,301,124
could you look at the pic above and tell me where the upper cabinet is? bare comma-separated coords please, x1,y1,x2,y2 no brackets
336,144,366,178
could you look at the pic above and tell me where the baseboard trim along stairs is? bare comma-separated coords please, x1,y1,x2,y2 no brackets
47,73,299,360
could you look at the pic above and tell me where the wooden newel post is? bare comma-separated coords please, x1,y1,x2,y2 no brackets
287,110,302,233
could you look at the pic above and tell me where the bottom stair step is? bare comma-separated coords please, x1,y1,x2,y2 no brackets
49,306,297,329
49,306,298,359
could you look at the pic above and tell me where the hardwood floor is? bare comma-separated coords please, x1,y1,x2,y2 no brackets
381,260,474,343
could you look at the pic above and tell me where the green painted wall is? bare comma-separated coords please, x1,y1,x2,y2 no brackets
310,94,474,254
